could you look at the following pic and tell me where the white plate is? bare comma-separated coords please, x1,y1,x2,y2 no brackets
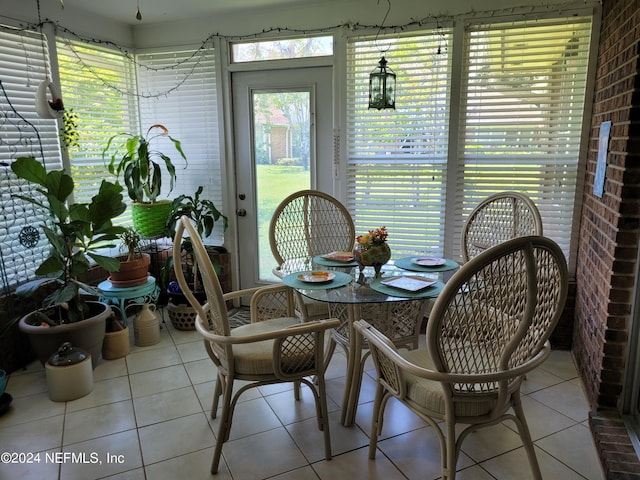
381,276,437,292
321,251,354,262
411,257,447,267
297,271,336,283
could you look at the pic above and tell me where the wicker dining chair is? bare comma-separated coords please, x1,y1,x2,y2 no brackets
461,191,543,263
269,189,355,320
173,215,339,474
269,189,355,277
355,235,568,480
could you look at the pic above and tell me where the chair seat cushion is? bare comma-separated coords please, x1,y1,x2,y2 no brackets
401,348,496,418
231,317,301,375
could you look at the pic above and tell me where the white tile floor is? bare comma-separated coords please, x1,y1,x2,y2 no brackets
0,312,605,480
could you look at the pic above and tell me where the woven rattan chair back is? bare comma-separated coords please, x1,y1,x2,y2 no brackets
462,191,543,263
269,189,355,276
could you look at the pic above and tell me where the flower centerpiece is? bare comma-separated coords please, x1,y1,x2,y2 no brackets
353,226,391,277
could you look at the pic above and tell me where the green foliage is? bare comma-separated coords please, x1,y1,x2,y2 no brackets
60,109,80,151
11,157,127,323
162,186,228,292
102,124,187,204
119,226,143,261
165,185,228,239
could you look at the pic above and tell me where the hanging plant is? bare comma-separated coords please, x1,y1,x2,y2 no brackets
60,108,80,152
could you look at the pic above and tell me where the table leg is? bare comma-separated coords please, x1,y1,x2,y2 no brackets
342,304,364,427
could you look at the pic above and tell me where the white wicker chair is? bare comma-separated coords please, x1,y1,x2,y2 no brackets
462,191,543,263
355,235,568,480
173,215,339,474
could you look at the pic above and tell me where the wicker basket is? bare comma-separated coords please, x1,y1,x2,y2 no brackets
167,302,196,330
131,200,173,238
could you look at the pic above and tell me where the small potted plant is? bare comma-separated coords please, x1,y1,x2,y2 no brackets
11,156,128,366
102,124,187,238
162,186,229,329
108,227,151,288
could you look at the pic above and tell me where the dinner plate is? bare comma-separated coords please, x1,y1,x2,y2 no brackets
321,251,355,262
411,256,447,267
297,271,336,283
381,276,437,292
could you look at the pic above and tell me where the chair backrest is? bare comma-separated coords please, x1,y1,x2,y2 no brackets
462,191,543,263
173,215,231,337
428,235,568,398
269,190,355,271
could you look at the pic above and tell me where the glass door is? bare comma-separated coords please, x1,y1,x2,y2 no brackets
232,67,333,289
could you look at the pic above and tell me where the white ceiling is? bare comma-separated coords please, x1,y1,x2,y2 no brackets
57,0,309,26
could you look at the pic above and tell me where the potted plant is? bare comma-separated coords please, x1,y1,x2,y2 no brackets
108,227,151,287
102,124,187,238
163,185,229,329
11,156,127,367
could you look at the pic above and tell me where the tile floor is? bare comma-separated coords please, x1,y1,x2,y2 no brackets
0,311,605,480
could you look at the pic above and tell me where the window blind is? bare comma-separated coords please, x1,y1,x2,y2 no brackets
56,37,138,224
137,46,224,244
453,16,592,258
346,30,453,257
0,27,61,289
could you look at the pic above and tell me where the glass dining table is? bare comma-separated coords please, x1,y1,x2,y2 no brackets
282,254,459,426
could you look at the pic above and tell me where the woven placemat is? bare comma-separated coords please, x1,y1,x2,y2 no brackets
282,270,353,290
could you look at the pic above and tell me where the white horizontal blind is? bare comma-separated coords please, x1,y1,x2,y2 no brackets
56,38,138,224
0,29,62,169
0,27,61,289
137,46,224,244
346,30,452,257
453,16,592,258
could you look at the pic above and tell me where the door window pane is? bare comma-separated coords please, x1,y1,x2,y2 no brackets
253,91,311,281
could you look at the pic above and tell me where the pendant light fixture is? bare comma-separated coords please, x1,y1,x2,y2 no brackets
368,0,396,110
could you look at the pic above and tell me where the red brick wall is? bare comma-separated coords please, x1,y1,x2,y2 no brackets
574,0,640,412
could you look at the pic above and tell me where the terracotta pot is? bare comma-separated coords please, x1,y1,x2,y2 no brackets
18,301,111,368
109,253,151,287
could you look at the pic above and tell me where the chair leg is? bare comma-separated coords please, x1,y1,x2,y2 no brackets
368,383,386,459
316,375,333,460
211,376,235,474
442,418,457,480
512,394,542,480
293,380,301,400
211,373,223,418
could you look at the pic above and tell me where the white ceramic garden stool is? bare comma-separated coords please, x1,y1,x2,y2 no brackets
45,342,93,402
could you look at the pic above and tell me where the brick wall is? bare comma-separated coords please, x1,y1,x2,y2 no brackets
573,0,640,476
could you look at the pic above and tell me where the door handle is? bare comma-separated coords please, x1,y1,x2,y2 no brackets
236,208,247,217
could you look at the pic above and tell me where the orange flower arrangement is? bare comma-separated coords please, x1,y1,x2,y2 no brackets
356,226,388,247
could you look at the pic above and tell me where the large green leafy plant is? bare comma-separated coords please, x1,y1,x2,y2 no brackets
11,156,127,323
102,124,187,204
162,185,228,292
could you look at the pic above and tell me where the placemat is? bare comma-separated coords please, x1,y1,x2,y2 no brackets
394,256,459,273
369,276,445,298
283,270,353,290
313,255,358,268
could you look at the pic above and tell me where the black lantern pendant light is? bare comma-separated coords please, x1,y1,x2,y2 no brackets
369,56,395,110
368,0,396,110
